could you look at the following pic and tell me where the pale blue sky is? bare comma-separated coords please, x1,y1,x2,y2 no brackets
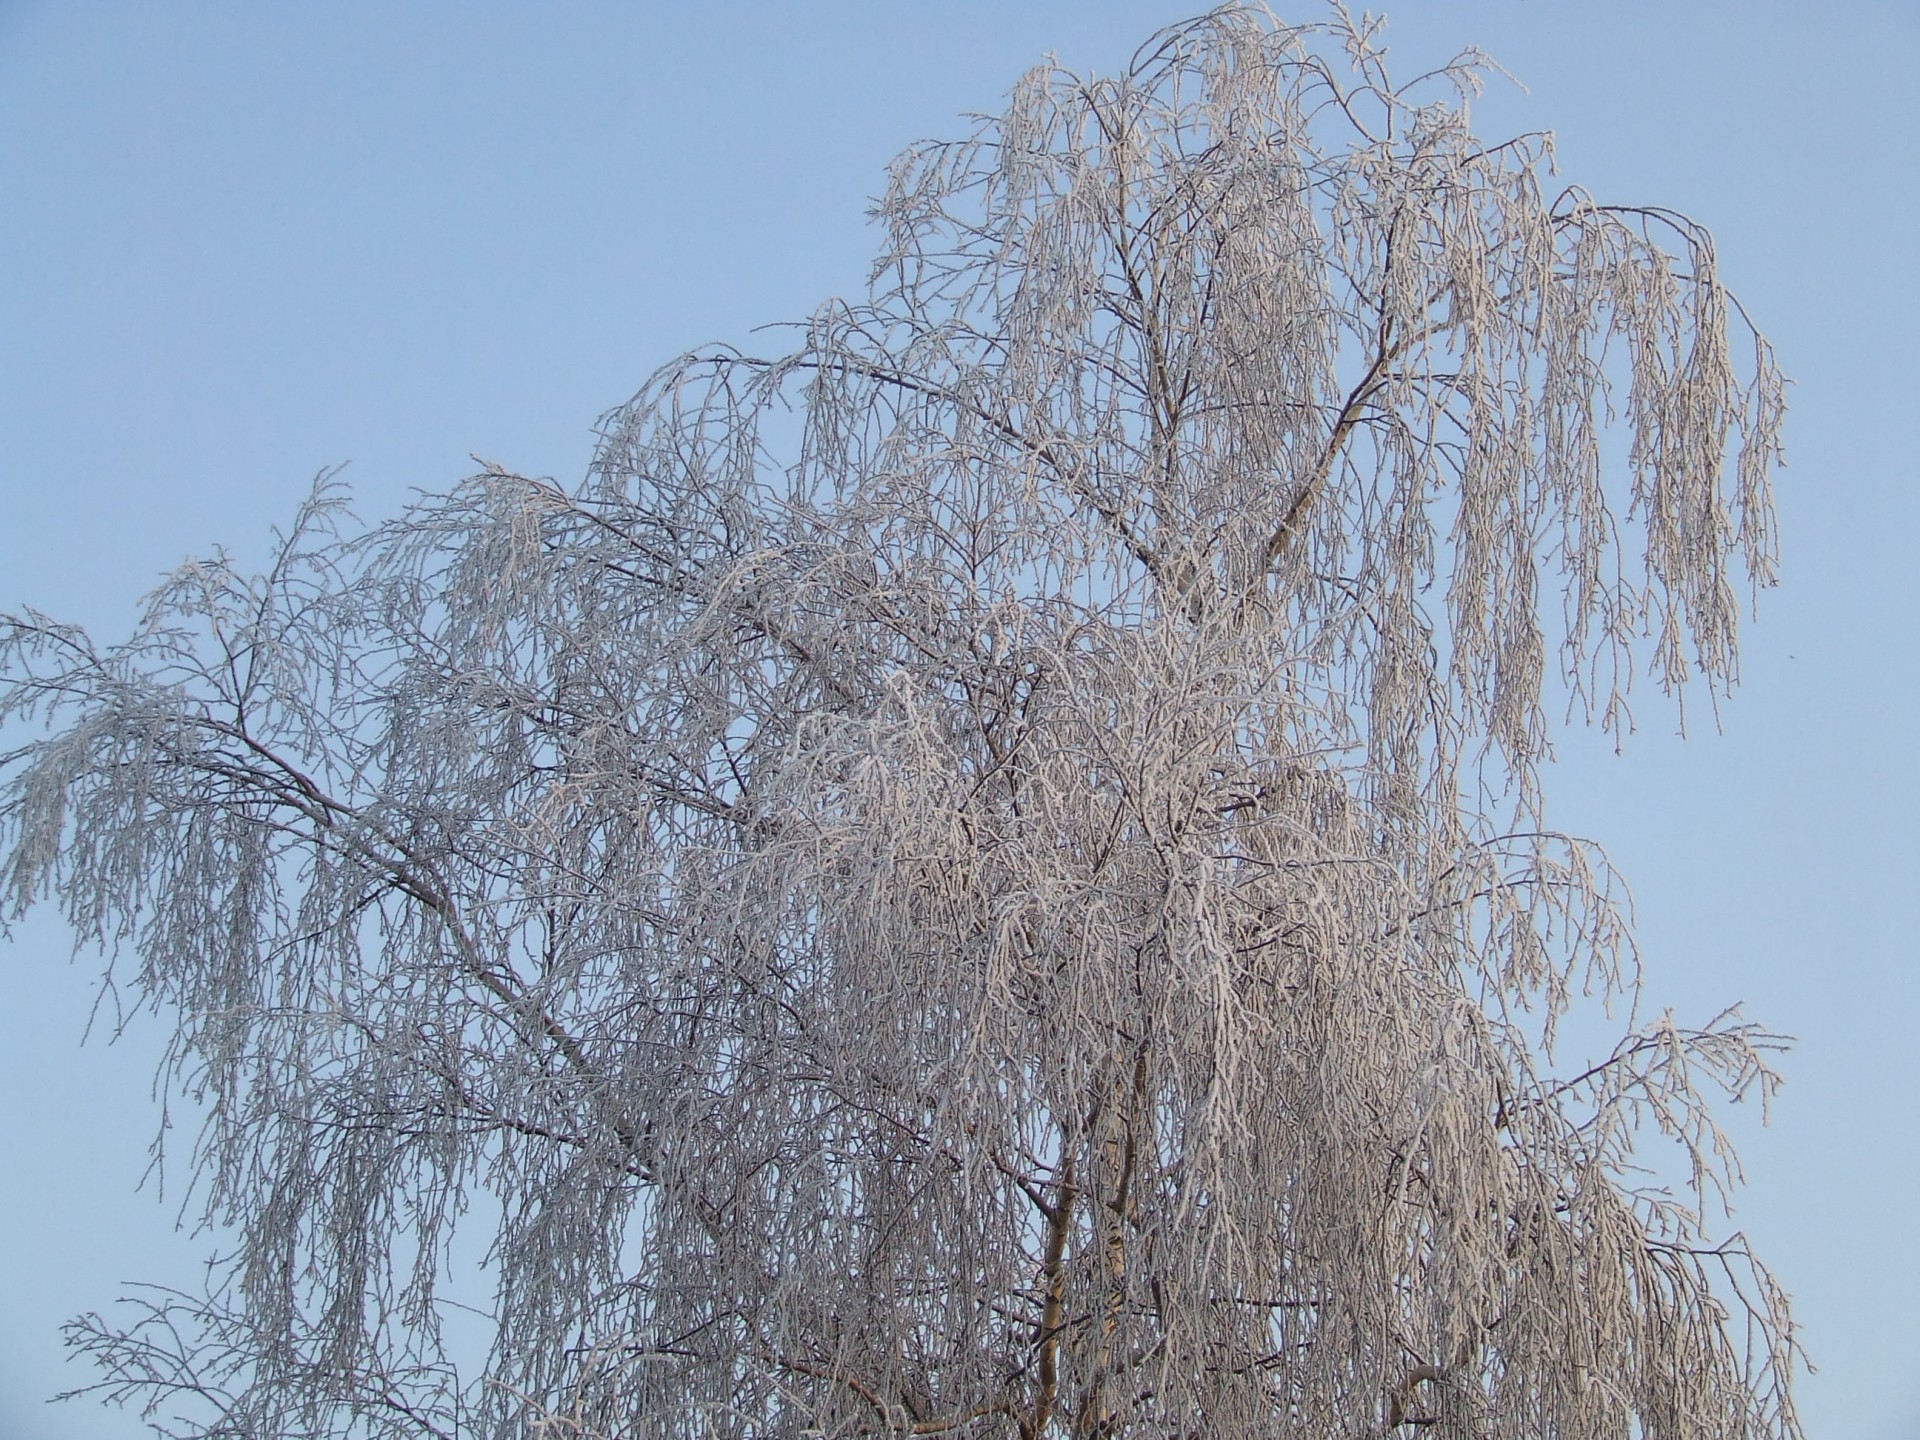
1,3,1914,1437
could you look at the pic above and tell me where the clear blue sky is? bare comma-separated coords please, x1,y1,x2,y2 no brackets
1,3,1914,1437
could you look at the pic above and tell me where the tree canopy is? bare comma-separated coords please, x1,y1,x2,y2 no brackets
1,8,1796,1438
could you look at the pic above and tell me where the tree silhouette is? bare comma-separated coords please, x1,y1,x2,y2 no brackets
1,9,1796,1438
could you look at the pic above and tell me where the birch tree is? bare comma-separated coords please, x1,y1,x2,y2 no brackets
0,8,1798,1438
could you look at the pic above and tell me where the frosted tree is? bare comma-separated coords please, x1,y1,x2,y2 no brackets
1,8,1796,1438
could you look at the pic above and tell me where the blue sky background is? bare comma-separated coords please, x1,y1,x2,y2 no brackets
1,3,1914,1437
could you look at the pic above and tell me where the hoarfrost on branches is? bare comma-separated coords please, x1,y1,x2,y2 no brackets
1,8,1795,1438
